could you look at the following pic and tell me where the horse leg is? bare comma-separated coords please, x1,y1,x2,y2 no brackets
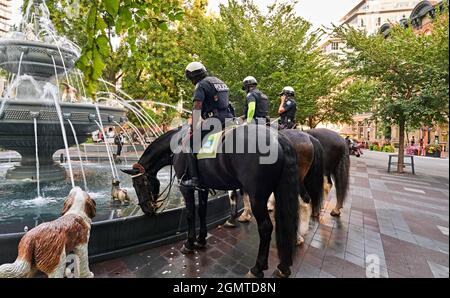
297,197,312,246
331,154,350,217
323,174,332,200
246,197,272,278
179,186,196,254
224,190,238,228
238,192,253,222
195,189,208,248
267,193,275,212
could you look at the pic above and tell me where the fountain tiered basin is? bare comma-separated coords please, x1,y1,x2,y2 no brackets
0,100,126,181
0,6,127,182
0,39,79,79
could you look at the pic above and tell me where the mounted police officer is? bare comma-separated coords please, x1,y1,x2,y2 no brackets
181,62,234,188
241,76,269,125
278,86,297,129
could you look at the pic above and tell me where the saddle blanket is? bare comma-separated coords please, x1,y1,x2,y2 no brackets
197,131,223,160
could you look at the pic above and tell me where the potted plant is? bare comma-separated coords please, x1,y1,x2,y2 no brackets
425,144,441,157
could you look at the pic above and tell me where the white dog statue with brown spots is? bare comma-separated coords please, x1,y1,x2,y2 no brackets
0,187,96,278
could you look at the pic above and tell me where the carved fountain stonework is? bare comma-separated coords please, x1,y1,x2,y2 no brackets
0,0,126,182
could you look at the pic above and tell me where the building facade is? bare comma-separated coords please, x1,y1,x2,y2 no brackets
320,0,421,57
0,0,11,36
318,0,448,156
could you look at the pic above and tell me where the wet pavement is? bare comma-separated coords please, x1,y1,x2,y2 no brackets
91,153,449,278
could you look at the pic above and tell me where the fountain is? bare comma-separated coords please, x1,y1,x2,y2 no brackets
0,0,126,182
0,0,240,267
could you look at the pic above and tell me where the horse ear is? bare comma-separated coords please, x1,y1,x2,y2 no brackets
121,168,140,176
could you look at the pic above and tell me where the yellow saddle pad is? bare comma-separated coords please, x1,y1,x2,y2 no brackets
197,132,222,159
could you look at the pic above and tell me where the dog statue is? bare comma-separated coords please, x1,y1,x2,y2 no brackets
111,179,130,204
0,187,96,278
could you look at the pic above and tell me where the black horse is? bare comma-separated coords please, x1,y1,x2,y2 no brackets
306,128,350,217
122,124,299,278
231,129,324,245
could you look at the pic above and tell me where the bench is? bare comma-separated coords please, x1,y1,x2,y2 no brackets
387,154,415,174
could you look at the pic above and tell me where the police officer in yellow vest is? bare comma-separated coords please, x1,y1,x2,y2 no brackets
242,76,269,125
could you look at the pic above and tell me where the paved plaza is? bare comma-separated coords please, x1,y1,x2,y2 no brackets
90,151,449,278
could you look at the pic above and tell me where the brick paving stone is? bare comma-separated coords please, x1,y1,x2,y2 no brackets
91,155,449,278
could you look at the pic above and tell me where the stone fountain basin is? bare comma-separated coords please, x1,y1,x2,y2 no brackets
0,99,126,153
0,39,79,79
0,99,126,181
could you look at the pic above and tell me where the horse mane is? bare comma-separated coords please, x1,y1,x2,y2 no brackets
137,126,186,173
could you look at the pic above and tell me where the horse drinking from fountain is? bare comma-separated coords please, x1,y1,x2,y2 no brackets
122,124,299,278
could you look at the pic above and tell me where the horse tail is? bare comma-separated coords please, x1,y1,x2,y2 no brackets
304,136,324,215
274,135,299,272
333,144,350,208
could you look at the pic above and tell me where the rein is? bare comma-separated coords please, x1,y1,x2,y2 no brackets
133,155,176,213
154,165,176,206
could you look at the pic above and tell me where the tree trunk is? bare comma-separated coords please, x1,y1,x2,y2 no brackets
397,119,405,173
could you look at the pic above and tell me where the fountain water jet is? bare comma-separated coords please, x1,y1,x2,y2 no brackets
114,121,140,159
33,116,40,197
67,118,88,190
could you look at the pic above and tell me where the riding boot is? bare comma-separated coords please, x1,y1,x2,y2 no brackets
180,153,200,188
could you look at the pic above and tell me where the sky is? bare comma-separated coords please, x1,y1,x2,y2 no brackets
11,0,360,29
207,0,361,29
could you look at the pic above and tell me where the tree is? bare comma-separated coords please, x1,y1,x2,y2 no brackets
181,0,360,126
74,0,184,97
334,8,449,172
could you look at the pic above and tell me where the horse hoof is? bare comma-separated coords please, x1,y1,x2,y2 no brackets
296,236,305,246
330,209,341,217
223,219,237,228
180,244,195,254
271,268,289,278
194,240,207,250
238,214,252,223
245,270,263,278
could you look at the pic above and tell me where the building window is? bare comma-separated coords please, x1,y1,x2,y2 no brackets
331,42,339,51
360,18,364,27
376,17,381,26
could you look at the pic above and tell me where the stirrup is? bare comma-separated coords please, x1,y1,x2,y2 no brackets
179,179,206,191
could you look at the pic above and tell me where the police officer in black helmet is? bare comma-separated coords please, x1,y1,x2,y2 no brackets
181,62,234,188
241,76,269,125
278,86,297,129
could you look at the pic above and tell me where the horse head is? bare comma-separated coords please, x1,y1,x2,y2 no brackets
121,163,160,215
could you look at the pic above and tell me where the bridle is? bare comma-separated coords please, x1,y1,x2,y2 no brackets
132,156,175,213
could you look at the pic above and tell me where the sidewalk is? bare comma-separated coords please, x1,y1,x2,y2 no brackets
91,154,449,278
